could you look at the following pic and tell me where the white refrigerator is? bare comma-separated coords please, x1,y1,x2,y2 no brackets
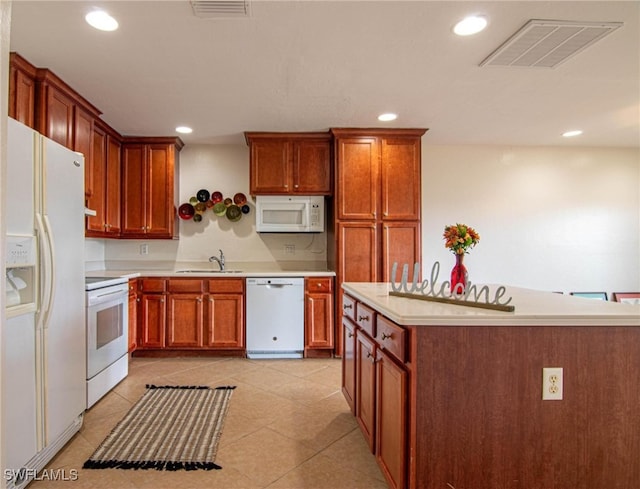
3,118,86,489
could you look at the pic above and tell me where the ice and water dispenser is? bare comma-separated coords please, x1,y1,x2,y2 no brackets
5,235,36,312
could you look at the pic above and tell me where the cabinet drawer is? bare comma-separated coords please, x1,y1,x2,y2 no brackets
168,279,204,293
207,278,244,294
342,294,356,321
356,303,376,338
140,278,167,293
376,315,406,363
306,277,333,293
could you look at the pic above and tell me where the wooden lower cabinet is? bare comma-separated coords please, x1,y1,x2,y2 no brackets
128,279,138,352
136,277,244,353
205,278,245,350
139,293,166,349
376,348,408,489
343,293,409,489
304,277,334,356
341,316,356,413
167,293,204,348
355,330,377,452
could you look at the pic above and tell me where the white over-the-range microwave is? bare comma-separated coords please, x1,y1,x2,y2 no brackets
255,195,325,233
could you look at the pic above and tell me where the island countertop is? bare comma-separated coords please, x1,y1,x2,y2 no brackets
342,282,640,327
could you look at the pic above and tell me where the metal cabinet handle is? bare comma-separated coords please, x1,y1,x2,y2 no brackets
343,304,353,310
381,332,392,340
347,331,354,338
358,315,370,322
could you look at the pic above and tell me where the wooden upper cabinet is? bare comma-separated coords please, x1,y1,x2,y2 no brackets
245,132,332,195
332,128,425,221
86,121,122,237
381,137,421,220
8,53,37,128
121,138,184,239
34,68,102,151
74,106,94,196
335,136,379,220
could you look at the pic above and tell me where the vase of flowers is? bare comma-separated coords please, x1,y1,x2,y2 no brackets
443,223,480,293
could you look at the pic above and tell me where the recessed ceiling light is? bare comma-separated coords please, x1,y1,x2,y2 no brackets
85,10,119,31
453,16,487,36
378,113,398,122
176,126,193,134
562,130,583,138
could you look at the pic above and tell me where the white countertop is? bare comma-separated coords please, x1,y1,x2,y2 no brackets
86,261,335,279
342,282,640,327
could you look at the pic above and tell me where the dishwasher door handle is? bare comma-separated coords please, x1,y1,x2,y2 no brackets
265,283,290,289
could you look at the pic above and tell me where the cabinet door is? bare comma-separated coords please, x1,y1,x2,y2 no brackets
44,87,74,148
167,294,204,348
105,136,122,234
86,124,107,234
335,137,379,220
146,144,175,237
139,294,166,348
342,317,356,414
380,136,421,220
249,139,290,194
305,291,334,349
121,144,147,234
382,221,421,283
74,106,94,197
356,331,376,452
376,349,408,489
128,281,138,353
337,222,379,283
205,293,244,349
293,140,331,194
9,62,36,128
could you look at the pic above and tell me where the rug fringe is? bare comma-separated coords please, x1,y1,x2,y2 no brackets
83,459,222,471
145,384,210,390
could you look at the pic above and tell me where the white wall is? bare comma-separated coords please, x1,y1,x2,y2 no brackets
421,145,640,295
101,144,327,268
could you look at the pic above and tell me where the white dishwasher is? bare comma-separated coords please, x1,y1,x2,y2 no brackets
246,277,305,359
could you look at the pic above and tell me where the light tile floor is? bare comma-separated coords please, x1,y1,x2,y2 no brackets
29,357,388,489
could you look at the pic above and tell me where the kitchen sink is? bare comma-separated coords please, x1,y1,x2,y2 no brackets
176,269,243,274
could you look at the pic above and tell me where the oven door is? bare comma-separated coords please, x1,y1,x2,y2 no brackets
86,286,128,379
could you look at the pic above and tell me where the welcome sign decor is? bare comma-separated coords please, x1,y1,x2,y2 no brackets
389,262,515,312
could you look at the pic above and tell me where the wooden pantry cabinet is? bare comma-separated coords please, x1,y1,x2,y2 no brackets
329,128,426,356
245,132,332,195
121,138,184,239
342,293,408,489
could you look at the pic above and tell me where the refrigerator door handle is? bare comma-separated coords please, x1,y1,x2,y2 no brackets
35,213,55,330
42,215,57,330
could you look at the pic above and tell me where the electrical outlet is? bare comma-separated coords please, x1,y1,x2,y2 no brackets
542,367,563,400
140,243,149,255
284,244,295,254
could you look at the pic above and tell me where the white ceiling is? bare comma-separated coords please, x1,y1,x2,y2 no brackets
8,0,640,148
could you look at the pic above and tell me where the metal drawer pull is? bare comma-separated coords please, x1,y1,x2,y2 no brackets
343,304,353,310
358,315,370,322
347,332,354,338
381,332,392,340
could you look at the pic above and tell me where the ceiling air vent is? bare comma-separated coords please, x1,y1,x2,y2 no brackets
480,19,622,68
191,0,251,18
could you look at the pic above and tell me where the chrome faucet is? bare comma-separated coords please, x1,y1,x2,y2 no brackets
209,249,225,271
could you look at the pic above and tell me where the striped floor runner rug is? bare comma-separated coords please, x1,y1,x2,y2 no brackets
83,384,235,471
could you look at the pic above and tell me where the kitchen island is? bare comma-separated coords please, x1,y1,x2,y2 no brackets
341,282,640,489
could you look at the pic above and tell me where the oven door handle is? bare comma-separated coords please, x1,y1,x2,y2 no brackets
87,289,128,307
